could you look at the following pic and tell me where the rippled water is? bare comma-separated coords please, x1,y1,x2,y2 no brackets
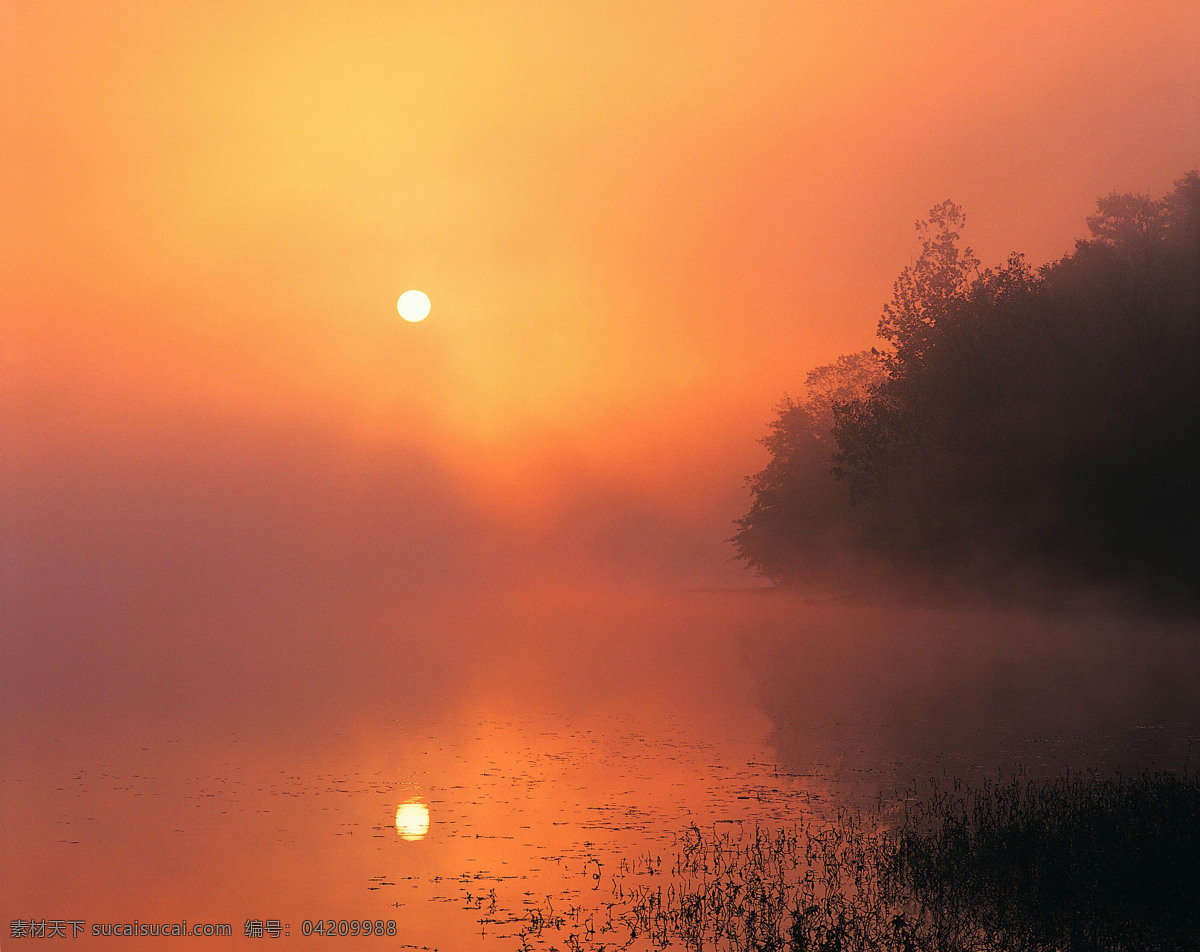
5,589,1199,949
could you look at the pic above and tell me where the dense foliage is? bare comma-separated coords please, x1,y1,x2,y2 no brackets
734,172,1200,599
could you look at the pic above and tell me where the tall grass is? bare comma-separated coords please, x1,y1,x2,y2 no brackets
514,772,1200,952
891,771,1200,952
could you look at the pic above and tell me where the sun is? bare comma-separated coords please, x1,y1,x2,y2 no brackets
397,289,431,323
394,801,431,841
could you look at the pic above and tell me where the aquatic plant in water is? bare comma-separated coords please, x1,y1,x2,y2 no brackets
890,771,1200,952
513,771,1200,952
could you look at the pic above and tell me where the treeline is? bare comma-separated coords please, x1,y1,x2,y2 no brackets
734,171,1200,602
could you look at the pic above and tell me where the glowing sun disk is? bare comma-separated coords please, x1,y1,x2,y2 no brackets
397,289,431,322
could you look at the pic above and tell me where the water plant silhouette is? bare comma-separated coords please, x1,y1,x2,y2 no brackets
891,771,1200,952
511,771,1200,951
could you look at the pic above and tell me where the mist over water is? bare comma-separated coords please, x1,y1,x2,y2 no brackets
739,597,1200,787
7,561,1199,947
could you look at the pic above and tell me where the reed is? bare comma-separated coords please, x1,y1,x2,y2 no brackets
890,771,1200,952
514,771,1200,951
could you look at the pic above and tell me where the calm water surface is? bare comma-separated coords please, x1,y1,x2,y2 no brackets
5,588,1199,949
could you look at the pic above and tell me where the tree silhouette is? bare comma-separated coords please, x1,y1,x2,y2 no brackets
731,352,885,582
736,171,1200,603
877,201,981,373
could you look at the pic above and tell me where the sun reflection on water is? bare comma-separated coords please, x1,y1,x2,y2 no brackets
394,800,431,841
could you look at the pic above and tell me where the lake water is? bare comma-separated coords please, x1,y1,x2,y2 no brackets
5,587,1199,949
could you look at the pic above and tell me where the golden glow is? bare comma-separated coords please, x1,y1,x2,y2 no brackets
394,800,431,841
397,290,431,323
7,0,1197,583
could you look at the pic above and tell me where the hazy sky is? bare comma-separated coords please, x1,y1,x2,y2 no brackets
4,1,1199,598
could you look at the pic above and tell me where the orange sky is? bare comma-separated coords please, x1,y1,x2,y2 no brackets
4,0,1199,589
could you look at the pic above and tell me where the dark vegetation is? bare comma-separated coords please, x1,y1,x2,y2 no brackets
516,772,1200,951
891,772,1200,952
734,172,1200,603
